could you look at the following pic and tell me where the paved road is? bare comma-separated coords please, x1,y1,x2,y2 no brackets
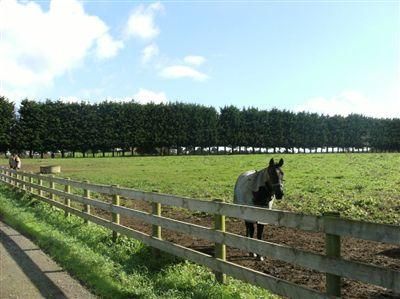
0,220,96,299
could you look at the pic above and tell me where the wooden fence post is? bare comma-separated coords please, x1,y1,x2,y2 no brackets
152,201,162,239
324,212,341,297
112,185,120,242
23,173,27,191
13,171,17,187
38,177,43,197
29,172,33,193
21,173,25,191
15,172,19,188
214,198,226,284
152,200,162,256
64,178,71,218
49,175,55,201
83,180,90,224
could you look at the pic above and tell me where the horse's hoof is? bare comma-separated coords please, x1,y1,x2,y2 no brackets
256,255,264,262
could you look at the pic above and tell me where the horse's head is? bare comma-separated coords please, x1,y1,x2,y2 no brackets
267,158,284,200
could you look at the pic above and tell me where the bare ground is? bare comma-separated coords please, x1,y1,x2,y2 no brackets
103,198,399,299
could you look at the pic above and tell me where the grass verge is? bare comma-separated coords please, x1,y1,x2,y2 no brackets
0,185,275,299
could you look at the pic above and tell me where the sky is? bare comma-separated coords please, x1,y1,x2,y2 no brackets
0,0,399,118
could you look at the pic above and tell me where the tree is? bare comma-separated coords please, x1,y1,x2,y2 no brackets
15,100,46,157
218,106,242,153
0,97,15,155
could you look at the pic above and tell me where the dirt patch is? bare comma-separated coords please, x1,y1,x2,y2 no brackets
108,198,399,299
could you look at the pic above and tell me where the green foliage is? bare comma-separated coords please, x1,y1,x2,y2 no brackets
0,97,15,152
3,99,400,154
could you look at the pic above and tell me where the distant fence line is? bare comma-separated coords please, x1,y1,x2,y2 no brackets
4,146,378,159
0,167,399,298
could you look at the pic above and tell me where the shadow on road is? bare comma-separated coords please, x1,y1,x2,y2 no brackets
0,223,67,298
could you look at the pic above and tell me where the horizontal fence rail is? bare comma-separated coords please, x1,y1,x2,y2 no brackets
0,167,399,298
9,169,399,245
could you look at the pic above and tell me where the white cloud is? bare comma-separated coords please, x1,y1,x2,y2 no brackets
103,89,167,104
96,34,124,59
0,0,122,101
296,90,399,118
159,65,209,81
125,2,163,40
133,88,167,104
184,55,206,66
142,43,159,64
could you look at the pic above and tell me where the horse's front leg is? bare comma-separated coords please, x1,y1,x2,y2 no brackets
256,223,264,240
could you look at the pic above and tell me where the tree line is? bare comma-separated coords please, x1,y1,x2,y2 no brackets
0,97,399,157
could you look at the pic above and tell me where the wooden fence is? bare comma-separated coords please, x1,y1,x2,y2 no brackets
0,167,399,298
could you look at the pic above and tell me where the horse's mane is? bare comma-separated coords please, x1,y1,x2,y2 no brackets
251,168,270,193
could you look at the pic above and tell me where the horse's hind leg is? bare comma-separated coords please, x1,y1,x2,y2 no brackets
245,222,257,258
245,221,255,238
256,223,265,261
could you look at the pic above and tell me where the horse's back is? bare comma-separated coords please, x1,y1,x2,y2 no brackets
234,169,274,209
233,170,257,205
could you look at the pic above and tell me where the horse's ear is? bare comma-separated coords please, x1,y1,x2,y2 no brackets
269,158,275,167
278,158,284,167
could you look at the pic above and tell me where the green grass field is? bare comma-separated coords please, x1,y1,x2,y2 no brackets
0,153,399,298
9,153,400,224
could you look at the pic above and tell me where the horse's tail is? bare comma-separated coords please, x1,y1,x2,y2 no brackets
233,178,238,203
233,176,242,204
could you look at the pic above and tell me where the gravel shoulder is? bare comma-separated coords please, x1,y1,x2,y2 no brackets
0,220,96,299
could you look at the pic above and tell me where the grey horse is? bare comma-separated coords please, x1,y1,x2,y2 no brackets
233,158,284,260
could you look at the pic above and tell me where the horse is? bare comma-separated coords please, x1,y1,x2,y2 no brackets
14,155,21,170
8,154,21,170
8,155,16,169
233,158,284,260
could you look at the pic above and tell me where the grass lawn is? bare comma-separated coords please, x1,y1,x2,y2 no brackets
6,153,399,224
0,153,399,298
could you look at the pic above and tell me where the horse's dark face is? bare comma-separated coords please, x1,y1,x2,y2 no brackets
267,158,284,200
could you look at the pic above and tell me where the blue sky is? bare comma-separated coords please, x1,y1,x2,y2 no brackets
0,0,399,117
